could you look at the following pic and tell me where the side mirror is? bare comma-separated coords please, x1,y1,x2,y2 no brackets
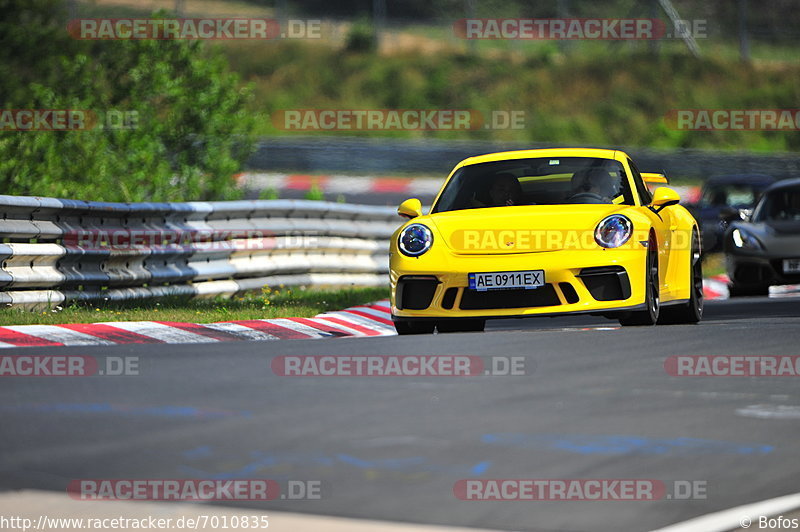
739,208,753,222
398,198,423,219
650,187,681,213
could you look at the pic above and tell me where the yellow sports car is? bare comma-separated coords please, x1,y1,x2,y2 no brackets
390,148,703,334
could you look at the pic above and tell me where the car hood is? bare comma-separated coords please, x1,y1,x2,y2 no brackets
429,204,629,254
729,220,800,256
765,220,800,236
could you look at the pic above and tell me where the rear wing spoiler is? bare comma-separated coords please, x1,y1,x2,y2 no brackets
641,172,669,185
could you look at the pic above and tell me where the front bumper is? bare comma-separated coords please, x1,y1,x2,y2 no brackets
390,248,648,319
726,252,800,287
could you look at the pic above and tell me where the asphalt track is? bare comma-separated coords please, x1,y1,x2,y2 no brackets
1,295,799,531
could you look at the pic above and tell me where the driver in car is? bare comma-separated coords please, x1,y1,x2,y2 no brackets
567,168,620,204
471,173,525,207
488,173,525,206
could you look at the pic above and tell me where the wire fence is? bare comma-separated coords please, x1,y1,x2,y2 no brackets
248,136,800,180
162,0,800,61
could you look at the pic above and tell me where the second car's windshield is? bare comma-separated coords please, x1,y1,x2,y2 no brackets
701,185,758,208
753,186,800,221
432,157,633,213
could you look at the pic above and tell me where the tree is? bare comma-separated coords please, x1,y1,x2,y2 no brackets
0,0,256,201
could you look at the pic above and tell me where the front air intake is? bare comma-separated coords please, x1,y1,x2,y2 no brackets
396,276,439,310
577,266,631,301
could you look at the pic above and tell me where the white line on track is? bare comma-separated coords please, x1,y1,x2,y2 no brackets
650,492,800,532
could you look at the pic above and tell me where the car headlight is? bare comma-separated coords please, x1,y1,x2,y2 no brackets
398,223,433,257
731,228,763,250
594,215,633,248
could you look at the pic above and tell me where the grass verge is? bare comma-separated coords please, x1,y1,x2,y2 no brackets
702,252,727,278
0,286,390,326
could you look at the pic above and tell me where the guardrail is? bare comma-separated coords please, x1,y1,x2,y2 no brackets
0,196,398,310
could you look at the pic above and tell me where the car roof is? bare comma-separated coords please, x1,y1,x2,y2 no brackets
455,148,622,170
706,174,776,186
763,177,800,193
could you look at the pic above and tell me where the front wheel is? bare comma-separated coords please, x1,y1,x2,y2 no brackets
619,238,660,326
394,320,436,335
659,231,703,324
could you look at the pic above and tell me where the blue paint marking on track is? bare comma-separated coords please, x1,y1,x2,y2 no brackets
183,446,214,459
335,454,427,470
178,450,492,480
471,461,492,475
1,403,252,419
481,433,774,455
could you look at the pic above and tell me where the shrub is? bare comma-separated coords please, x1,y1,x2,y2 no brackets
0,0,256,202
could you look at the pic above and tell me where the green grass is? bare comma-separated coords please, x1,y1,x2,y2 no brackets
79,1,800,157
702,252,727,278
221,39,800,156
0,286,389,326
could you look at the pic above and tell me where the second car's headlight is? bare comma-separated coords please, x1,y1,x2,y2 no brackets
594,215,633,248
731,228,763,250
398,223,433,257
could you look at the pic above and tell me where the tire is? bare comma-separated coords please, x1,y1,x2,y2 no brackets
658,231,703,324
394,320,436,335
436,319,486,333
728,282,770,297
619,236,660,326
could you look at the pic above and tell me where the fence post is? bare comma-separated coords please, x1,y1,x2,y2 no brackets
738,0,751,62
466,0,477,54
277,0,287,24
556,0,571,54
372,0,386,50
657,0,700,57
649,0,661,55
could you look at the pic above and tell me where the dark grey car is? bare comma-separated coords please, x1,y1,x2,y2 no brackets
724,178,800,296
686,174,776,254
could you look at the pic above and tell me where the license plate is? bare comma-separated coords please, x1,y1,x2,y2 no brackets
783,259,800,274
468,270,544,291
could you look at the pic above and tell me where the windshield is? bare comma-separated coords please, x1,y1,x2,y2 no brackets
753,186,800,221
701,184,760,208
432,157,633,213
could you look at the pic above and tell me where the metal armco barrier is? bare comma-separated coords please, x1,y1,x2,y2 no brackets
0,196,398,309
